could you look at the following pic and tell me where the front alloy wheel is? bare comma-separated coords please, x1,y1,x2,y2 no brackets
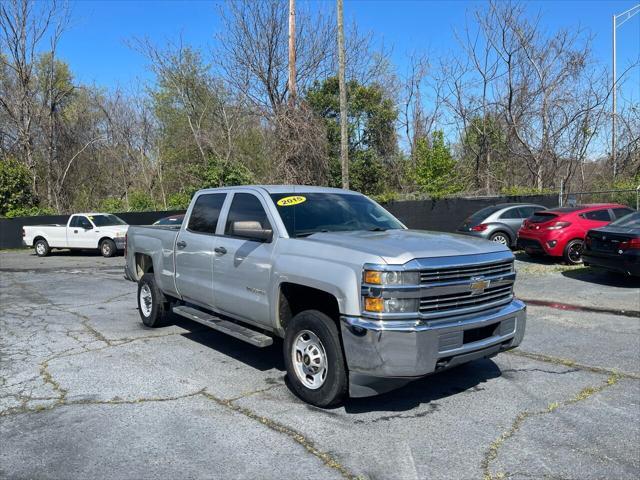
291,330,328,390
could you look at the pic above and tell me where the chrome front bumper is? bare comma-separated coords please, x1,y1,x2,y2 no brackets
341,299,526,397
114,238,126,250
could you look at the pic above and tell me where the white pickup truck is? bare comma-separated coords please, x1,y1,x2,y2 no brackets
22,213,129,257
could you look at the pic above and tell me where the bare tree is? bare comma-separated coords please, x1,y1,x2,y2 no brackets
0,0,67,191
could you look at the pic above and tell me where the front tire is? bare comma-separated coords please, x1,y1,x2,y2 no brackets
34,239,50,257
100,239,116,258
563,239,584,265
284,310,348,407
137,273,170,327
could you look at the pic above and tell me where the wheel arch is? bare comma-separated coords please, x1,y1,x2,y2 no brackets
277,282,341,335
490,227,513,245
98,236,115,247
33,235,47,246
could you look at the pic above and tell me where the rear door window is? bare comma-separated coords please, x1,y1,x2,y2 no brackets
69,216,80,228
519,206,540,218
187,193,226,234
581,209,612,221
499,208,521,219
466,206,502,224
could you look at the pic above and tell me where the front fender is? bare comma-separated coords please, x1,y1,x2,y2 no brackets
271,254,362,324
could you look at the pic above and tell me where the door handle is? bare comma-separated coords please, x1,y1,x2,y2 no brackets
74,230,78,233
176,240,187,249
214,246,227,255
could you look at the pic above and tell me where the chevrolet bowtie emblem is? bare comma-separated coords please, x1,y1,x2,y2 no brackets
470,277,490,295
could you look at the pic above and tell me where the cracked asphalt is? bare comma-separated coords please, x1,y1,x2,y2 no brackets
1,250,639,480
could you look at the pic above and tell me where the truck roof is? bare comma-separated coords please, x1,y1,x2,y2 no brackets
197,185,361,195
71,212,114,216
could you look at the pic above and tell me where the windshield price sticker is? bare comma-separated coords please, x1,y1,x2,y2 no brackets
277,196,306,207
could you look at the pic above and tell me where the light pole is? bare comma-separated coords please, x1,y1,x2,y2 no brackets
612,4,640,178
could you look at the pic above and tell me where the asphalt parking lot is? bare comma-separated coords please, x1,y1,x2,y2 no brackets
1,250,639,480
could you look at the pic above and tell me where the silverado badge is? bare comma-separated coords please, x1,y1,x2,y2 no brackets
470,277,490,295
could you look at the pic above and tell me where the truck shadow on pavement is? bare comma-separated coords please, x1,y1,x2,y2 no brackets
171,317,503,412
175,317,286,372
343,359,502,414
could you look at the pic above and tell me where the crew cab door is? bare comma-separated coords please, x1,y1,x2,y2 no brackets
174,192,227,309
212,192,275,327
67,215,95,248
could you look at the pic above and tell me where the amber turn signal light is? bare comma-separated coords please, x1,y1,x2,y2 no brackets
364,297,384,312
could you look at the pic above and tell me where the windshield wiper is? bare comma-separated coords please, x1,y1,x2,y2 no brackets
295,229,328,238
367,227,388,232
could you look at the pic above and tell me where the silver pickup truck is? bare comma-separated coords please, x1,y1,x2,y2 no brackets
125,186,526,406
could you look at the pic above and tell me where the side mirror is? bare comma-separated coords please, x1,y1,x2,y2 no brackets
232,221,272,242
83,224,93,230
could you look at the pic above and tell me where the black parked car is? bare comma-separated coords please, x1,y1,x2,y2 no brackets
583,211,640,277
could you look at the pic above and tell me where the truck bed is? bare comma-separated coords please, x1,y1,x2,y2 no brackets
125,224,181,297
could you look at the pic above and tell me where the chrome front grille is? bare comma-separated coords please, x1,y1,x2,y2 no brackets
419,284,513,318
419,260,513,283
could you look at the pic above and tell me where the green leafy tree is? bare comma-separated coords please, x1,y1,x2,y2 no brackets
0,158,35,216
307,76,398,192
413,131,462,199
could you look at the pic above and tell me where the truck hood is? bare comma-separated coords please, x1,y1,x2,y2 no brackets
94,225,129,237
304,229,509,264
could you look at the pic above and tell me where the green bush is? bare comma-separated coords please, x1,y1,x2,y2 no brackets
0,158,35,216
128,191,156,211
167,191,192,210
5,206,56,218
500,186,555,196
99,197,126,212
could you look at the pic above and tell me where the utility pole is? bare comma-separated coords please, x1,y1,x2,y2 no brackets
611,4,640,179
288,0,297,103
612,13,616,178
337,0,348,189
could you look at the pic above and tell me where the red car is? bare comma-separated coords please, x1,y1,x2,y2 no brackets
517,204,634,264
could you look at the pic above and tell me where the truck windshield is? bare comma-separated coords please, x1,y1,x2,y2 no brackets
270,192,404,237
89,215,127,227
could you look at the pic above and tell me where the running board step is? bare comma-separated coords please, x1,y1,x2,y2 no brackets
172,306,273,348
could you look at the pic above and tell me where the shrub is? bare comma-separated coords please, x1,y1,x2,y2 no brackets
0,158,35,216
5,206,56,218
128,191,156,211
167,191,192,210
100,197,126,212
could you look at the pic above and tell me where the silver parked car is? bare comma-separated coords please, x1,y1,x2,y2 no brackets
457,203,546,247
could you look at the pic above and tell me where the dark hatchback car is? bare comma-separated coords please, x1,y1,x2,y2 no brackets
583,211,640,277
457,203,545,247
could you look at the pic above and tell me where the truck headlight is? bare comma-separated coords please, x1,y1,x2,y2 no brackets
364,297,419,313
363,270,420,285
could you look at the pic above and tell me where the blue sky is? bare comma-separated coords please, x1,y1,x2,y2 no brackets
58,0,639,101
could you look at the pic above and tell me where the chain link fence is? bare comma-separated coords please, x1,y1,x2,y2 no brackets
559,187,640,209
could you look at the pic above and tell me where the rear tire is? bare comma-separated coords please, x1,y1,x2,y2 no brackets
137,273,170,327
563,239,584,265
490,231,510,246
100,239,116,258
284,310,348,407
34,239,50,257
